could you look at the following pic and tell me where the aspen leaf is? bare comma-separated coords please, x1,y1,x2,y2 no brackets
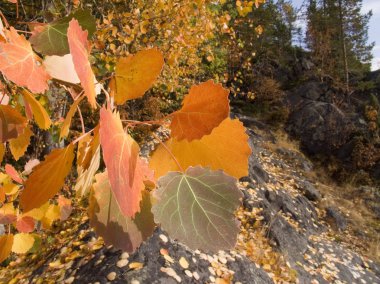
5,164,23,184
12,233,35,254
89,171,155,252
29,9,96,56
23,159,40,175
21,90,51,129
20,144,75,211
75,145,100,197
3,182,19,195
60,96,84,140
0,203,17,224
57,195,72,221
67,19,97,108
23,203,49,221
152,166,242,252
0,105,27,143
0,234,13,263
16,216,35,233
76,125,99,173
41,204,60,229
0,187,4,203
43,54,80,84
114,48,164,104
99,107,153,217
9,125,33,161
150,118,251,179
0,28,50,93
170,80,229,141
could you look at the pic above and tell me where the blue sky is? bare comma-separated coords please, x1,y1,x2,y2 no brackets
292,0,380,70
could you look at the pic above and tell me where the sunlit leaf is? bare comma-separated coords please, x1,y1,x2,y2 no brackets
43,54,80,84
21,90,51,129
59,96,83,140
150,118,251,179
5,164,23,184
9,125,33,161
0,203,17,224
0,234,13,262
67,19,96,108
100,107,153,217
152,166,242,252
170,80,229,141
20,144,75,211
12,233,35,254
15,216,35,233
0,28,50,93
114,48,164,104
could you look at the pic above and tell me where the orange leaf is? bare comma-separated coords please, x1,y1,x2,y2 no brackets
15,216,35,233
0,105,27,143
170,80,229,141
59,96,84,140
114,48,164,104
9,125,33,161
150,118,251,179
0,234,13,263
67,19,96,108
99,107,152,217
20,144,75,211
5,164,23,184
0,28,50,93
21,90,51,129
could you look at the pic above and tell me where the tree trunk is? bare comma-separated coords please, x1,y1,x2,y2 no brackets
338,0,349,92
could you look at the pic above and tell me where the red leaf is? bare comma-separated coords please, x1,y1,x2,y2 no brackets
67,19,96,108
0,28,50,93
99,107,153,217
15,216,35,233
5,164,23,184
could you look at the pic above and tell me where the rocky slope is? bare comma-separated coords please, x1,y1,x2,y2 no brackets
1,114,379,284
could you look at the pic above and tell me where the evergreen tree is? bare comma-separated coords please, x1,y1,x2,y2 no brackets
306,0,374,89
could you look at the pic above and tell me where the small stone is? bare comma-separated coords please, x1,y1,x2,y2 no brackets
64,276,75,284
117,259,129,268
120,252,129,259
193,271,200,280
179,257,189,269
107,272,117,281
159,234,168,243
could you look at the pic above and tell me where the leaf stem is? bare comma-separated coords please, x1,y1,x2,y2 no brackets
72,128,95,145
152,132,184,173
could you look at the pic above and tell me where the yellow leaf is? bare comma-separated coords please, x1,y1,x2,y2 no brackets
12,233,35,254
20,144,75,211
0,234,13,262
9,125,33,161
41,204,60,229
150,118,251,179
60,96,83,140
3,182,19,195
115,48,164,104
23,202,49,220
22,90,51,130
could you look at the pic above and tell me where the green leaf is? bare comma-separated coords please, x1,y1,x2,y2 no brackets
89,171,156,252
152,166,242,252
29,9,96,56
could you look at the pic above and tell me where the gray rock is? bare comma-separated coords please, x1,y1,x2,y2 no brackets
301,181,322,201
325,207,348,231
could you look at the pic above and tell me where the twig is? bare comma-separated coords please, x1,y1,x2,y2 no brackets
72,128,95,144
77,105,85,135
152,132,184,172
